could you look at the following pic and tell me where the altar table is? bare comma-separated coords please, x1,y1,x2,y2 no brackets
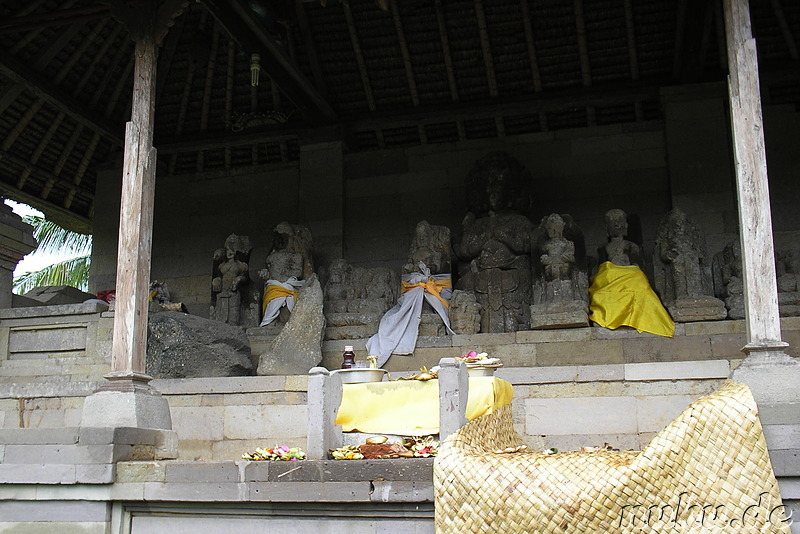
336,376,514,436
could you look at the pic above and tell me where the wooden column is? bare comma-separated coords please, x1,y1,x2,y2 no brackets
724,0,799,411
723,0,786,355
108,35,158,382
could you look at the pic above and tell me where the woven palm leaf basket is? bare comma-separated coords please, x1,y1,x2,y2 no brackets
434,380,791,533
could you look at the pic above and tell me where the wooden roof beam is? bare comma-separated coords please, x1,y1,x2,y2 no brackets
770,0,799,60
673,0,713,82
435,0,459,102
623,0,640,81
200,0,337,123
474,0,498,97
0,55,122,145
520,0,542,92
342,1,376,112
390,0,419,107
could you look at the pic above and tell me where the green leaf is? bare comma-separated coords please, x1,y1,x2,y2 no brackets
21,215,91,257
13,255,91,294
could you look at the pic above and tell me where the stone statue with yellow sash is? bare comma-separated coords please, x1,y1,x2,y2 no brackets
367,221,455,367
258,222,314,328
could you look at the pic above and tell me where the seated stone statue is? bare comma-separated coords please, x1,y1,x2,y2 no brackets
255,223,325,376
323,259,399,340
259,222,314,328
600,209,644,267
713,239,745,320
530,213,589,329
589,209,674,337
776,246,800,317
653,208,726,322
210,234,259,326
367,220,455,367
455,152,534,333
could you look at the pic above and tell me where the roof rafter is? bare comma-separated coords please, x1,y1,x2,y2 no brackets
342,1,376,113
770,0,799,60
0,54,123,145
199,0,337,123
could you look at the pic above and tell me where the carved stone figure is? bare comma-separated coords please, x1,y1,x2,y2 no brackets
449,290,481,335
654,209,726,322
210,234,259,326
455,152,534,333
776,246,800,317
366,221,454,366
713,240,745,320
602,209,644,267
530,213,589,329
405,220,453,336
259,222,315,329
323,259,400,340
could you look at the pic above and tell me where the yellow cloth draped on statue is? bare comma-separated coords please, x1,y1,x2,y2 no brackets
589,261,674,337
261,284,298,315
336,377,513,436
401,277,452,308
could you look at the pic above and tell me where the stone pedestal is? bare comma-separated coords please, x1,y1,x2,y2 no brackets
531,301,589,329
438,358,468,440
666,296,727,323
81,375,173,430
306,367,343,460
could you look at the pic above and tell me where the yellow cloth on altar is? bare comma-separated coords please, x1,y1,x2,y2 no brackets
261,284,298,315
589,261,674,337
401,277,452,308
336,377,513,436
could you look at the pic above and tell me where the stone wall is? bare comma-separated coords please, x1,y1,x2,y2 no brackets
89,94,800,318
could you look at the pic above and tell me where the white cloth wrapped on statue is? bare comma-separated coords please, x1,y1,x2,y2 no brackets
367,264,454,367
259,277,304,326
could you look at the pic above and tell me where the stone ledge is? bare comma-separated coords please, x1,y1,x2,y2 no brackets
0,381,97,399
624,360,730,381
152,376,297,395
0,302,107,320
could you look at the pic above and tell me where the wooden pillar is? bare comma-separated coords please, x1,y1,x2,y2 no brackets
108,35,158,381
724,0,799,404
724,0,784,352
81,0,187,432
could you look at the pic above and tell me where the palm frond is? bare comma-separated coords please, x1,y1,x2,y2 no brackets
13,255,91,294
22,215,91,257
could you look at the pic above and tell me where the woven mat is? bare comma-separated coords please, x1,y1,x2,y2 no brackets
434,380,791,533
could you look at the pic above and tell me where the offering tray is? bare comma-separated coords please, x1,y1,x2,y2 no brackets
331,368,388,384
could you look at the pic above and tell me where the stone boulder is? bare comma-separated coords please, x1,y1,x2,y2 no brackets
257,274,325,376
146,308,253,378
24,285,96,305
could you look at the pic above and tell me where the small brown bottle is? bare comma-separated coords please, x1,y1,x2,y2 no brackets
341,345,356,369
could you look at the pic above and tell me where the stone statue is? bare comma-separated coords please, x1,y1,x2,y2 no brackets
259,222,313,328
455,152,534,333
449,289,481,335
654,208,726,322
323,259,399,340
713,240,745,320
776,246,800,317
256,223,326,375
366,221,454,366
405,220,453,336
530,213,589,329
602,209,644,267
211,234,258,326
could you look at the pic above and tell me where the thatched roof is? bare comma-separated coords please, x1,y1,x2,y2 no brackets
0,0,798,232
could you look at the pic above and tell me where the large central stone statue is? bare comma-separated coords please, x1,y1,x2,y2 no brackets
455,152,534,333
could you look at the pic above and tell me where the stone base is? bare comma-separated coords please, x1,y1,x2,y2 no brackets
666,296,727,322
731,347,800,405
530,301,589,329
81,378,173,430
